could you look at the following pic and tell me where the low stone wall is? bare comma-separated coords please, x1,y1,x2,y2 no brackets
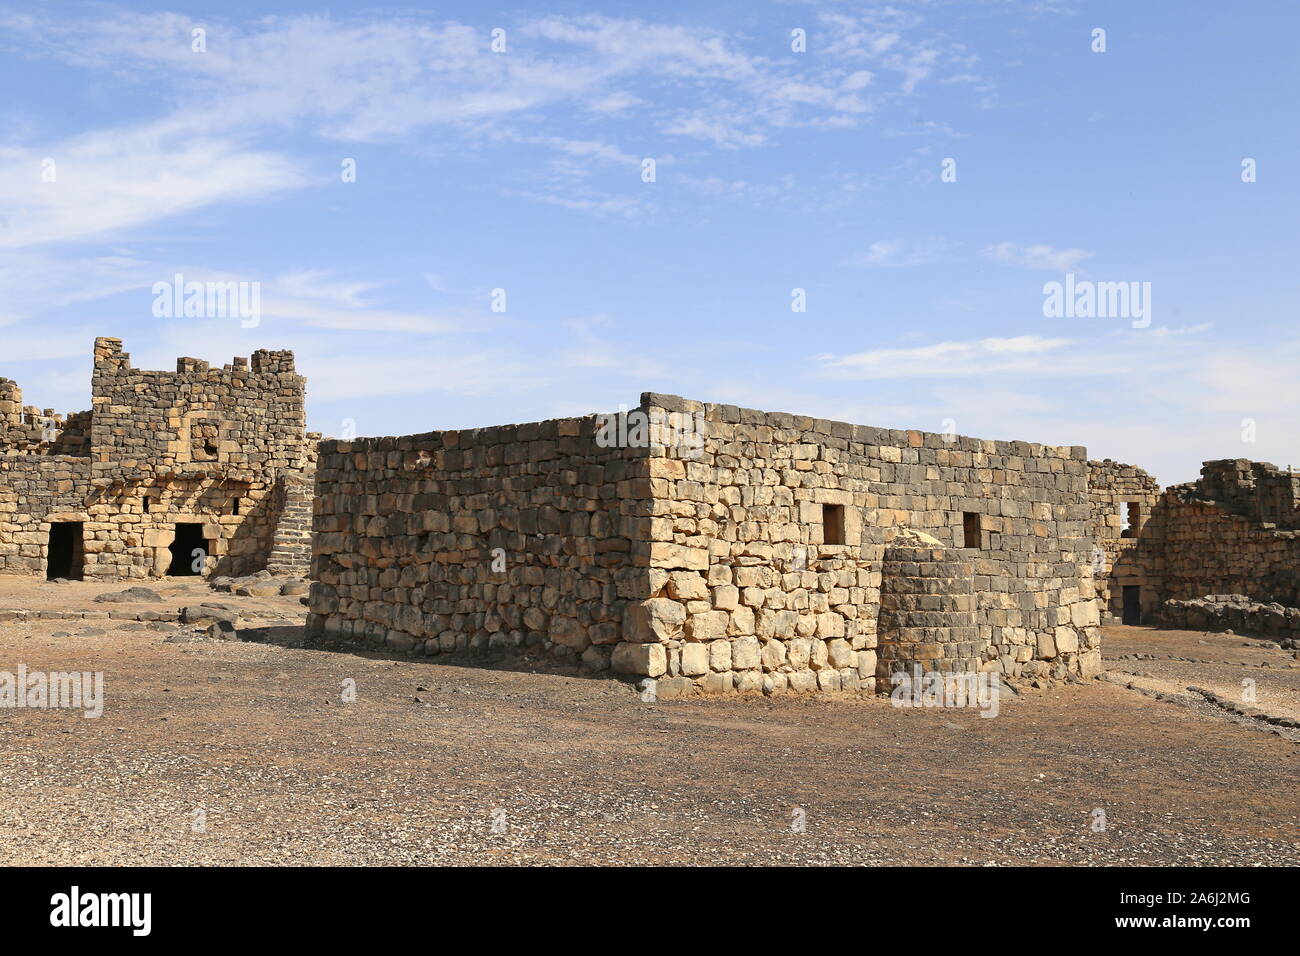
1161,594,1300,643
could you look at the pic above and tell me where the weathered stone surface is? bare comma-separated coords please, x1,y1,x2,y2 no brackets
180,604,239,625
680,643,709,676
94,587,163,604
612,642,667,677
0,338,315,582
625,599,686,643
300,393,1135,698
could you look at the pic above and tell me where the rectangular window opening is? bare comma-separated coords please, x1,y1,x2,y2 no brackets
821,504,845,546
1120,502,1141,538
142,495,151,513
963,512,981,549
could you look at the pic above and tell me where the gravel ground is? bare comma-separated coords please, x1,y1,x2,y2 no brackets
0,582,1297,866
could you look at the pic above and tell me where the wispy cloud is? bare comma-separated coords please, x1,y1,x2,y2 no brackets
982,242,1095,272
848,237,951,268
822,335,1073,379
0,123,303,248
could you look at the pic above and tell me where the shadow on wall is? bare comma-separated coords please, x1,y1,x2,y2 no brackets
280,622,628,684
210,482,283,577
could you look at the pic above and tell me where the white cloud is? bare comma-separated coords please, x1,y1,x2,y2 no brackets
272,271,383,308
823,335,1073,379
809,327,1300,485
982,242,1095,271
0,252,153,324
849,237,951,268
7,9,980,155
0,123,303,248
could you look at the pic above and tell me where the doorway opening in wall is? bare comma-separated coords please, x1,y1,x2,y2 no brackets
47,522,84,581
821,504,845,545
963,512,982,548
1120,502,1141,538
1122,585,1142,625
167,523,208,576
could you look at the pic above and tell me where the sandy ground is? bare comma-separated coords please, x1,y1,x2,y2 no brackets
0,577,1296,866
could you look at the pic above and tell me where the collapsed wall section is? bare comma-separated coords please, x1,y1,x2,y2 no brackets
305,416,651,668
1154,488,1300,606
1088,458,1300,626
1197,459,1300,530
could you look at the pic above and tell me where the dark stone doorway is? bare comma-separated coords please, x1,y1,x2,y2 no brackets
1122,585,1142,625
47,522,84,580
168,523,208,576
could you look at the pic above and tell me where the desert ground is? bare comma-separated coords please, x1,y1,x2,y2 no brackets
0,576,1296,866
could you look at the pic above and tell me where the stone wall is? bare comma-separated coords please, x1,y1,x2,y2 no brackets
0,377,90,455
1197,459,1300,530
0,337,313,580
1161,594,1300,642
1152,490,1300,606
305,416,649,669
638,394,1101,697
1087,459,1162,623
307,393,1104,697
0,456,93,574
89,337,306,482
1088,458,1300,623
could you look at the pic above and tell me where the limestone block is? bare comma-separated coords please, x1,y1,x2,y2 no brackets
681,643,709,676
685,609,728,642
624,598,686,643
612,641,667,677
731,635,761,670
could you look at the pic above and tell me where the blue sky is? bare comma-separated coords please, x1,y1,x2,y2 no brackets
1,0,1296,485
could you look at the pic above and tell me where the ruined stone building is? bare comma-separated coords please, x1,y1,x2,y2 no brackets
307,393,1102,696
1090,457,1300,637
0,337,315,581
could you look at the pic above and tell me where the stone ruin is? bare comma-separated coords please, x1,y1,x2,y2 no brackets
7,337,1293,694
0,337,316,581
306,393,1104,697
1089,457,1300,640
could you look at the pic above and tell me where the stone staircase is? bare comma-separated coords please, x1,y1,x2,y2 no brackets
265,471,313,576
